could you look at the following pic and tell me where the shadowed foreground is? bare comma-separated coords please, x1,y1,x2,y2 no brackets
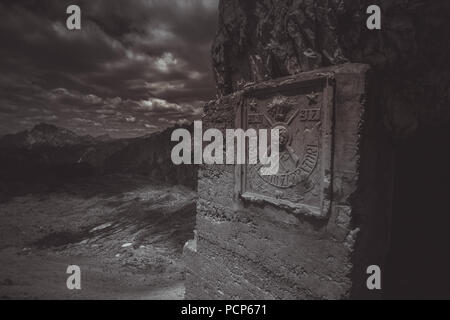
0,175,196,300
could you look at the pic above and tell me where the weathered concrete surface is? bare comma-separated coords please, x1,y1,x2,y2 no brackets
184,64,392,299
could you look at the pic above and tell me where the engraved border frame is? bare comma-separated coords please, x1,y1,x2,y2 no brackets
235,74,335,219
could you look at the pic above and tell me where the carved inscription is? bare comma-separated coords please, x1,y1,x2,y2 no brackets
238,76,335,218
248,114,264,124
299,109,320,121
260,144,318,188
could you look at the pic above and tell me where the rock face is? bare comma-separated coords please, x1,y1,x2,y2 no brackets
103,125,197,189
212,0,450,137
213,0,347,96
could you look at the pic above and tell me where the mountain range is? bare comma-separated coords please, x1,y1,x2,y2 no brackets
0,123,196,190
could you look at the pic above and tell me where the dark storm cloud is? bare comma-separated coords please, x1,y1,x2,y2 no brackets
0,0,218,137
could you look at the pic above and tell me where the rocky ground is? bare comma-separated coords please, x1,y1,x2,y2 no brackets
0,175,196,300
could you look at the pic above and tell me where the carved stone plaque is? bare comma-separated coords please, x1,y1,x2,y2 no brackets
237,75,335,219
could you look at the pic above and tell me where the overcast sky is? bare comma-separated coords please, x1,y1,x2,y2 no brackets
0,0,219,138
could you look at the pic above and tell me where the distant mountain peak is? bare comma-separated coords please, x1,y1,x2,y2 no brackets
0,123,92,149
94,133,113,143
32,123,59,132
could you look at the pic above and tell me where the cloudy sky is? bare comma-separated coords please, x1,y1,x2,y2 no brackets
0,0,219,138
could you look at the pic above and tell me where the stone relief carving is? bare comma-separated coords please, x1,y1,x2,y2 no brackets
237,75,335,219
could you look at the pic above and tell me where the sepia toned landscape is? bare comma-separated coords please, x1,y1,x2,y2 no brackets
0,124,196,299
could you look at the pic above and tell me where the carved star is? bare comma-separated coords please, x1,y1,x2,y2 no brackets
306,92,319,105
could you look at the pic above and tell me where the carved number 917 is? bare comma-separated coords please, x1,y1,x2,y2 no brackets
299,109,320,121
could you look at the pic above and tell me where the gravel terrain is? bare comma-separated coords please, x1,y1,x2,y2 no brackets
0,175,196,300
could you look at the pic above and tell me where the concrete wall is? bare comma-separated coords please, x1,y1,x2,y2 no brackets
184,63,393,299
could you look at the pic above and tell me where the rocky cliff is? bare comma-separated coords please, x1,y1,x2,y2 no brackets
212,0,450,137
